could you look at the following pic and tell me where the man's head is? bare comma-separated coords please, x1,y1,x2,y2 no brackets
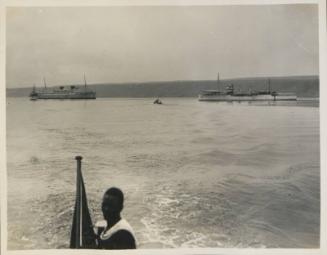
102,187,124,220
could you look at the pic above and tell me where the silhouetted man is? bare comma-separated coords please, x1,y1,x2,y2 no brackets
96,187,136,249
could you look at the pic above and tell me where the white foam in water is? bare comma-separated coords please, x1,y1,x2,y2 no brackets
6,98,320,249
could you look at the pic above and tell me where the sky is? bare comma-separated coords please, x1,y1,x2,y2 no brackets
6,4,319,88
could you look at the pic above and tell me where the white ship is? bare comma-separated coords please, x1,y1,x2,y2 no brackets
30,76,96,100
198,74,297,102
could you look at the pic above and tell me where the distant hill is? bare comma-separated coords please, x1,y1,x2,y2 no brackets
6,75,319,98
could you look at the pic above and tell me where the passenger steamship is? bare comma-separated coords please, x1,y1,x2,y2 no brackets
30,76,96,100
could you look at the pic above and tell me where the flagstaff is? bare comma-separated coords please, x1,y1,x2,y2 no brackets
70,156,96,249
75,156,82,248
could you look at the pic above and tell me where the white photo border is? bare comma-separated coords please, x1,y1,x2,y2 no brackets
1,0,326,255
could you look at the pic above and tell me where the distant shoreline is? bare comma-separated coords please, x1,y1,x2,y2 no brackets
6,75,319,98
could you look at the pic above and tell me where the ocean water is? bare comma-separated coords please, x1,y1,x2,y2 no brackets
6,98,320,249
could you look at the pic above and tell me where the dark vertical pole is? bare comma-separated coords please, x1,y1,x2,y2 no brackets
75,156,83,248
84,74,87,91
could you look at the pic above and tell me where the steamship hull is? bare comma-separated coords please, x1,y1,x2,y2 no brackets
35,92,96,99
198,93,297,101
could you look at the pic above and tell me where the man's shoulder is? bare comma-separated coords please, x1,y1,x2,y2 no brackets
98,219,137,249
108,229,136,249
112,229,135,240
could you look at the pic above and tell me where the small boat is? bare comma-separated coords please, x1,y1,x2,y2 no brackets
153,98,162,104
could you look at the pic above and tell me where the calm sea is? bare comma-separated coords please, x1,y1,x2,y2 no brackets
6,98,320,249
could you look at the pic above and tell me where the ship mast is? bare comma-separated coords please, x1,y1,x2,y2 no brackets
217,72,220,92
43,77,47,89
84,73,87,90
268,78,271,93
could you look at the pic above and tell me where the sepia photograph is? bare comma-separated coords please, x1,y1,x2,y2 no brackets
2,0,326,254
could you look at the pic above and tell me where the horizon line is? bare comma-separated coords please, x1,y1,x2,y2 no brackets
7,74,319,89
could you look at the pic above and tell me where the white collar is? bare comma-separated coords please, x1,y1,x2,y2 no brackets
100,218,135,241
